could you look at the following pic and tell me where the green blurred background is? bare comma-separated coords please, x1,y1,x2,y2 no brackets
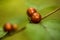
0,0,60,40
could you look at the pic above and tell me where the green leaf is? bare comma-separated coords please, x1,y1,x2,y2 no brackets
0,27,7,39
41,20,60,40
24,23,52,40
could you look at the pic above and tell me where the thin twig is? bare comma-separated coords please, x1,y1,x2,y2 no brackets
42,8,60,20
0,27,26,40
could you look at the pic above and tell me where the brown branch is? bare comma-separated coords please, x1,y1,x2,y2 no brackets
42,8,60,20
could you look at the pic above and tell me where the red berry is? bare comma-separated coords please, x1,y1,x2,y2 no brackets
4,23,12,32
27,8,37,17
12,24,18,31
31,12,41,23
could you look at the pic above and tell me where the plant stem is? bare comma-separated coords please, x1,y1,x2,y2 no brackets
42,8,60,20
0,27,26,40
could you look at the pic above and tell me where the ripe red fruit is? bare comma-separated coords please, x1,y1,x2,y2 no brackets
31,12,41,23
27,8,37,17
3,23,12,32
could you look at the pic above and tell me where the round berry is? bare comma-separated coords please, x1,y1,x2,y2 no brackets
31,12,41,23
27,7,37,17
12,24,18,31
3,23,12,32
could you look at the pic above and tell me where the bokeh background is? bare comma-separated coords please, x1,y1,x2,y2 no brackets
0,0,60,40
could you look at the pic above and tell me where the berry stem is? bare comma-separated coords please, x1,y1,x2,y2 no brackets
42,8,60,20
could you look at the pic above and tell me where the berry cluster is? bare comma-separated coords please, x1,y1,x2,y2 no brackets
4,23,18,32
27,8,41,23
3,8,41,33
